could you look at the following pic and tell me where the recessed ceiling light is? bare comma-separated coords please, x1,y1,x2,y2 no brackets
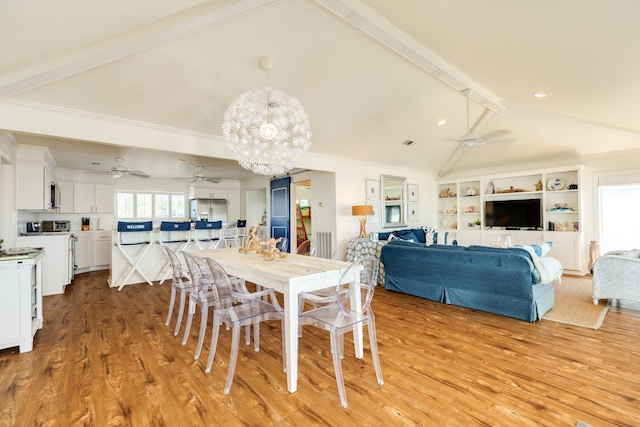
176,158,186,163
533,93,546,98
436,119,446,126
403,140,415,146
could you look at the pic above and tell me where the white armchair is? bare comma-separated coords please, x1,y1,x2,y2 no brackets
592,249,640,305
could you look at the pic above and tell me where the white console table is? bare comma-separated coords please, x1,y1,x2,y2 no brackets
0,249,45,352
347,238,387,285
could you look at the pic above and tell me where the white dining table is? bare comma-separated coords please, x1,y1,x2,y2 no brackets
189,247,362,393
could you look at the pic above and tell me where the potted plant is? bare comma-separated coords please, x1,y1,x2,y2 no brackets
474,219,481,227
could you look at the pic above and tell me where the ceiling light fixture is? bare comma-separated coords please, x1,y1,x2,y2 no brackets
533,93,547,98
222,56,312,176
436,119,446,126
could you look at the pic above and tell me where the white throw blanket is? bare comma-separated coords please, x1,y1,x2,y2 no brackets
515,244,563,284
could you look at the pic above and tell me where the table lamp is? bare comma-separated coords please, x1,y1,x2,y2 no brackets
352,205,374,238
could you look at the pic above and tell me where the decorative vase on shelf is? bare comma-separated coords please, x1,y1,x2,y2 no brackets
588,241,600,274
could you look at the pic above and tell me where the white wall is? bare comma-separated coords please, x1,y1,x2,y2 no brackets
0,132,17,248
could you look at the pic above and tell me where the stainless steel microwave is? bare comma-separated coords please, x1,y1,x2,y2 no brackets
41,220,70,232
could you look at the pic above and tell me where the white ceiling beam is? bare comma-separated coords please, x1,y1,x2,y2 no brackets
506,103,640,139
0,0,283,99
313,0,508,115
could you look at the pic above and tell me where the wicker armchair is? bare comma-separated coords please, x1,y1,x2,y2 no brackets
592,249,640,305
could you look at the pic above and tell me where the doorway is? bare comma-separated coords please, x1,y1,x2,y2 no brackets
294,180,312,254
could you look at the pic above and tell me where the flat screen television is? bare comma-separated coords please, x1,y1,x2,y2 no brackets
485,199,542,230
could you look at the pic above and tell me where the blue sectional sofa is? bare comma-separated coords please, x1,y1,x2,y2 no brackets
380,240,555,322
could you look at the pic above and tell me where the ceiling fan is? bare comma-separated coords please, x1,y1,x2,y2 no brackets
439,89,513,177
177,166,222,183
87,157,150,179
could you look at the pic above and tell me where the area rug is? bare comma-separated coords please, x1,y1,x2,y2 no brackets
543,276,611,329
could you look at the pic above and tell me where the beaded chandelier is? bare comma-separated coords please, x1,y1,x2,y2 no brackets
222,58,312,176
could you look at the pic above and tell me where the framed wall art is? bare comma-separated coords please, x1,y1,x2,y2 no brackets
367,201,380,223
408,184,419,202
365,179,379,201
408,202,419,222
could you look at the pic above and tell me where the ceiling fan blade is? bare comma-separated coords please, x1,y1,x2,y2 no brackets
205,177,222,183
128,170,150,178
439,145,468,177
480,129,511,141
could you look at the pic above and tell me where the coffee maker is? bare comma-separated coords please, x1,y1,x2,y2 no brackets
26,222,41,233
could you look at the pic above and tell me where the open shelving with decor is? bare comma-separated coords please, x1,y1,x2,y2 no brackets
436,166,584,273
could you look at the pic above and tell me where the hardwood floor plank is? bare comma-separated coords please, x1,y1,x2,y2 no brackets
2,271,640,426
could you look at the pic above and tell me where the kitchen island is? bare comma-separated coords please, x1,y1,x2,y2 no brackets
0,248,45,352
16,233,72,295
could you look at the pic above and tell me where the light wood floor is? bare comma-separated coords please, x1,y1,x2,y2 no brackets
1,271,640,426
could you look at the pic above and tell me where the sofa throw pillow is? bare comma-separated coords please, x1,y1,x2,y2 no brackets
378,232,391,241
395,230,419,243
530,242,553,257
425,231,435,246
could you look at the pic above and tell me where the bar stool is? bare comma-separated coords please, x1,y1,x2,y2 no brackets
114,221,155,291
157,221,192,284
193,220,223,250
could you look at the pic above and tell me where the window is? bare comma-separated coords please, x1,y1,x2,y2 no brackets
599,184,640,253
116,191,186,220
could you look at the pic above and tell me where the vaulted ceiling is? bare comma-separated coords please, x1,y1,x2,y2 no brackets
2,0,639,179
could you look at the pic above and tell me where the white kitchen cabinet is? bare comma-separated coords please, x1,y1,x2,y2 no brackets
543,231,583,272
75,231,110,272
93,231,112,267
57,181,74,214
75,232,93,269
74,183,114,213
16,163,56,211
16,234,70,296
0,251,44,353
16,145,57,211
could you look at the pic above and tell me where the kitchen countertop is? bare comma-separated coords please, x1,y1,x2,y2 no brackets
19,232,71,236
0,247,45,261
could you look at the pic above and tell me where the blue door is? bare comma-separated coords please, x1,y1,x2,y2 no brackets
270,177,291,252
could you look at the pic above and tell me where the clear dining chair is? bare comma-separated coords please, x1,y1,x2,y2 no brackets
181,252,250,360
298,256,383,408
164,246,193,336
203,256,285,394
276,236,289,253
296,239,316,257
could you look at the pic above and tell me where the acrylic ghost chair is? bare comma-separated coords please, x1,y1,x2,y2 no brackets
164,246,193,336
203,256,285,394
273,236,288,253
297,252,360,337
298,256,383,408
181,252,251,360
296,239,316,257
